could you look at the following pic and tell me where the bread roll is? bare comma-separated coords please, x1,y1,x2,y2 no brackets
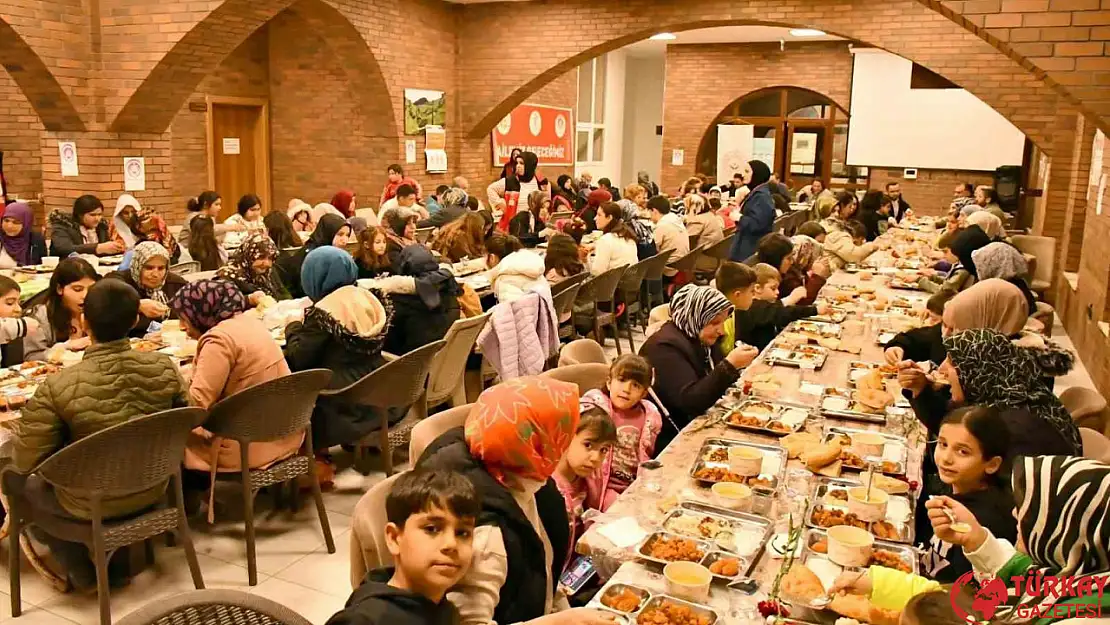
782,432,820,459
781,565,825,603
804,442,843,471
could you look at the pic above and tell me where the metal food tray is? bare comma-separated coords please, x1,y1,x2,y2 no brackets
801,528,918,576
638,595,721,625
787,320,843,339
823,426,909,476
589,581,653,618
725,398,809,437
876,331,897,345
847,361,898,386
661,501,773,580
765,343,829,369
805,311,847,324
806,477,915,544
818,387,888,424
889,296,918,309
636,530,712,567
889,278,925,291
690,438,786,492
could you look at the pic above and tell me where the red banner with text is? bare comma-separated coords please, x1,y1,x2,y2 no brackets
491,103,574,167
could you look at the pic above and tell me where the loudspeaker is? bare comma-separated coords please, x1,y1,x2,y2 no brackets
994,165,1022,213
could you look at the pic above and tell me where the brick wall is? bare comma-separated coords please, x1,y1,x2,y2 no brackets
0,69,44,203
660,42,853,193
868,168,997,216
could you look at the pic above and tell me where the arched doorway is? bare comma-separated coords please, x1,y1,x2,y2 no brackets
695,86,865,192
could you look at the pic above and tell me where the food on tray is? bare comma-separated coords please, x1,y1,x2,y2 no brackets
855,369,886,392
859,271,873,281
815,461,843,478
19,361,45,370
841,451,867,469
857,388,893,411
647,536,705,562
826,489,849,503
871,521,900,541
22,363,61,378
823,395,851,412
708,557,740,577
803,442,843,472
811,538,829,553
692,467,745,483
873,474,910,495
664,515,732,540
749,372,782,393
767,420,791,432
636,602,711,625
829,594,901,625
602,588,643,613
704,448,729,463
817,337,841,351
255,295,277,311
132,339,161,353
783,432,821,459
870,549,911,573
7,394,27,410
748,476,774,489
780,564,825,603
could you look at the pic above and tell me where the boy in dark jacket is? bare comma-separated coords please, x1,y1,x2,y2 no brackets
736,263,829,350
883,290,952,366
327,470,480,625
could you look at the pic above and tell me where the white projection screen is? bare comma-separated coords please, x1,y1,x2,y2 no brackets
846,48,1024,171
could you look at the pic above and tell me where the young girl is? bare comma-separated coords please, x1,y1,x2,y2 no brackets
354,226,391,279
543,234,584,285
23,258,100,362
579,354,662,509
263,210,299,250
187,215,226,271
921,405,1017,583
552,406,617,572
0,276,37,358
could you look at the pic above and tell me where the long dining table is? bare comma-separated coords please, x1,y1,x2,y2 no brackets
575,225,941,623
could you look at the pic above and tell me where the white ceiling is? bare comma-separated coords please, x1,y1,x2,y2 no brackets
623,26,844,57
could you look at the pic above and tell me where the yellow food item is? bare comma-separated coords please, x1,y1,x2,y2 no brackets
781,565,825,603
857,388,894,411
855,369,885,391
782,432,820,459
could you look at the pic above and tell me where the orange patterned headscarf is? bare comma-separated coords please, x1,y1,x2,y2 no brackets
465,376,581,486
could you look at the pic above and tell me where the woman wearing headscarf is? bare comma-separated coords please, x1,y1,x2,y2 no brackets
172,280,301,518
283,247,394,480
107,241,187,335
728,160,776,262
949,224,992,278
487,151,550,231
288,200,314,234
777,234,829,305
310,202,345,224
415,377,615,625
499,148,523,180
920,224,991,295
929,456,1110,623
380,245,461,355
217,233,290,305
971,241,1036,313
275,214,352,299
109,194,143,251
330,189,356,219
508,190,549,247
639,284,759,451
571,188,610,238
136,205,180,262
0,201,46,268
965,210,1004,240
551,174,581,213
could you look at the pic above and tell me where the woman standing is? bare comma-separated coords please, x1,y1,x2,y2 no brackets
487,151,549,231
588,202,637,275
108,241,187,335
415,377,616,625
24,257,101,361
639,284,759,450
178,191,246,251
728,160,776,262
0,201,46,268
217,233,290,304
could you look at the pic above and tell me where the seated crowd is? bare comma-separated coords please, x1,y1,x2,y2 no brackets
2,155,1105,625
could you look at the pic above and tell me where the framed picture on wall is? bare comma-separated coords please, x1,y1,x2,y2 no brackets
404,89,446,135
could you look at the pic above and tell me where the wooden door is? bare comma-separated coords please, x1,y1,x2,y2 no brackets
210,103,262,221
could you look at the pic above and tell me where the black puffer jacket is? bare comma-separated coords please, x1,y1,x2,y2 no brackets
47,210,109,257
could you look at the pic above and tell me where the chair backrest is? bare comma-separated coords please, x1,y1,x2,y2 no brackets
1080,427,1110,462
582,265,627,306
687,233,700,250
722,226,737,238
170,260,200,275
427,314,491,404
702,236,734,261
640,249,675,282
204,369,333,444
550,211,574,223
415,227,435,245
1010,234,1055,284
667,243,707,272
540,363,610,396
326,340,446,408
35,407,206,500
115,588,313,625
551,280,585,320
409,404,472,461
558,339,609,366
617,255,653,293
1060,387,1108,421
350,473,402,588
550,271,589,297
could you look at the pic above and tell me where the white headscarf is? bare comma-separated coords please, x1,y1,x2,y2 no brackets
113,194,141,248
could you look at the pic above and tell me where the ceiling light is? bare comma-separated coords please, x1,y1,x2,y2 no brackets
649,33,677,41
790,29,826,37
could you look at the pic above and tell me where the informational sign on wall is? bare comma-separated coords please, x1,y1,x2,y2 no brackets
405,140,417,164
123,157,145,192
671,149,685,167
222,138,241,155
425,126,448,173
717,125,753,183
1090,130,1105,204
59,141,79,177
491,103,574,166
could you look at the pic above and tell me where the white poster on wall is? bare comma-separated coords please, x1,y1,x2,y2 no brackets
752,138,775,172
405,140,417,164
671,149,685,166
123,157,145,192
58,142,79,177
1090,130,1105,203
717,125,754,184
222,138,240,155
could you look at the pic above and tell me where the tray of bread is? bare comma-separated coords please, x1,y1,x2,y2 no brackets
819,387,891,424
765,342,828,369
661,502,771,581
847,362,898,388
823,427,908,476
806,477,914,544
725,399,809,436
690,438,785,491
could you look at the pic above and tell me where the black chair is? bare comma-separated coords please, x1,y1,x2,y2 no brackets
695,236,734,283
203,369,335,586
615,256,653,353
551,273,589,342
5,407,207,625
639,249,674,322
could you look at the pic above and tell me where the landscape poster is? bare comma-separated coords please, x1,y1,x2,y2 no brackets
404,89,446,135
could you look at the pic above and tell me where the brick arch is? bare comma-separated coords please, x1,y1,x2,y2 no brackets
0,18,84,132
457,0,1062,154
110,0,397,139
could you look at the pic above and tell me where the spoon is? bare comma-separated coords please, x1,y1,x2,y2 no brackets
938,502,971,533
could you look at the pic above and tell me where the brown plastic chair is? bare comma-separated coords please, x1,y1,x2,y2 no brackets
5,407,207,625
320,340,446,477
422,314,491,416
615,256,654,353
1081,428,1110,463
558,339,608,367
541,363,609,396
414,227,435,245
348,473,403,589
574,266,627,355
1010,234,1055,296
666,243,707,290
638,250,674,326
408,403,473,462
551,272,589,341
696,236,734,281
202,369,335,586
115,589,312,625
1061,386,1109,435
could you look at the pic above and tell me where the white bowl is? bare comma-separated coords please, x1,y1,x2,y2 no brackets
728,447,764,477
41,256,59,268
827,525,874,568
852,432,886,458
711,482,752,512
847,486,890,522
663,562,712,603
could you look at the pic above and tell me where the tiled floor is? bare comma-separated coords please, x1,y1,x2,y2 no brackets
0,319,1097,624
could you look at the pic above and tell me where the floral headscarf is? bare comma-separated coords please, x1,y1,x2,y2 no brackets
669,284,733,341
171,279,247,334
464,376,580,486
130,241,172,305
789,234,822,272
943,328,1081,454
137,207,179,260
971,242,1028,282
217,233,278,295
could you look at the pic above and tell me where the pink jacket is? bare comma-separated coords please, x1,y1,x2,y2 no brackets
478,288,559,379
579,388,663,510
